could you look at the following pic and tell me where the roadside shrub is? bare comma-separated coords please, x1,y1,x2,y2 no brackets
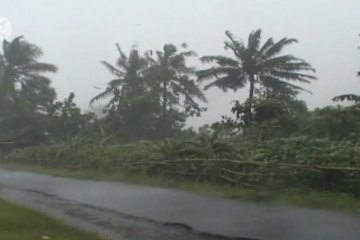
2,136,360,196
3,141,161,171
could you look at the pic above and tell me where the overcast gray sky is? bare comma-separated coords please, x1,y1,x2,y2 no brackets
2,0,360,127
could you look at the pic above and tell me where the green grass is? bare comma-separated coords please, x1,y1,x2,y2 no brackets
2,163,360,214
0,198,101,240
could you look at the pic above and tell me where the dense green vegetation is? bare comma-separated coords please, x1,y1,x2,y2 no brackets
1,30,360,205
4,134,360,196
0,198,100,240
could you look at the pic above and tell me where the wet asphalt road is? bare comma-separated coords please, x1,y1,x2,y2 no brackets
0,169,360,240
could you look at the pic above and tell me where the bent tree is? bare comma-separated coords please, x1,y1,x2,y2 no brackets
0,36,58,145
0,36,58,110
145,43,207,117
197,29,316,120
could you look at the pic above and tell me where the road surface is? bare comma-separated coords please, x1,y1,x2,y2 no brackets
0,169,360,240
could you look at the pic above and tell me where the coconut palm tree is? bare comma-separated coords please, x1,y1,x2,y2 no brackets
0,36,57,144
90,44,149,106
0,36,57,106
145,43,207,116
90,45,163,140
197,30,316,118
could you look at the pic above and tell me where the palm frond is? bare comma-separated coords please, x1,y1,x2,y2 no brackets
115,43,128,61
247,29,262,52
197,67,240,82
262,38,298,59
267,70,316,83
200,55,239,67
256,38,274,58
260,55,316,73
108,78,125,88
19,62,58,73
179,50,197,58
8,37,43,65
202,70,247,91
332,94,360,103
90,88,114,105
176,78,207,102
100,61,124,77
224,31,245,57
261,75,312,94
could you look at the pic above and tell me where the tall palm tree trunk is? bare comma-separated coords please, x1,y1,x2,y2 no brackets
247,74,255,122
162,80,167,116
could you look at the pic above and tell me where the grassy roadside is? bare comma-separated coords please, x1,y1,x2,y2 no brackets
2,163,360,214
0,198,101,240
